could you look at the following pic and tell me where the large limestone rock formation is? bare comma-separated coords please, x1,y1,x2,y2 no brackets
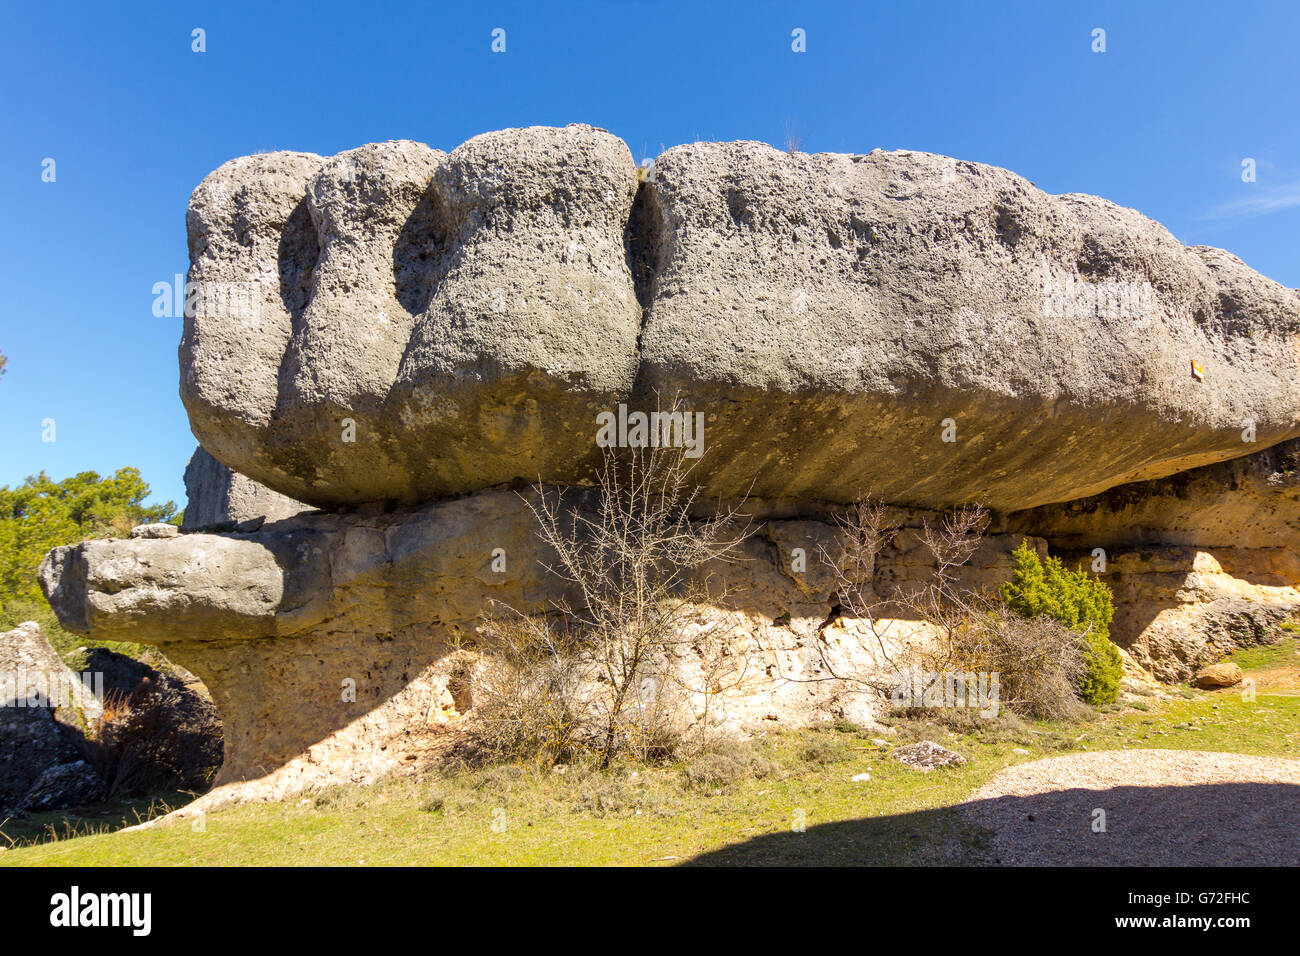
35,125,1300,803
182,128,642,506
45,492,1033,797
637,146,1300,510
181,125,1300,511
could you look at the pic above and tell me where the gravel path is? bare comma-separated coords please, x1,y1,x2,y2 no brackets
957,750,1300,866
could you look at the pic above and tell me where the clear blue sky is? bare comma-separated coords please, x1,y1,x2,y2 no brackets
2,0,1297,510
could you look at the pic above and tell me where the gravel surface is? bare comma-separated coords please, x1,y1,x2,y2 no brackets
958,750,1300,866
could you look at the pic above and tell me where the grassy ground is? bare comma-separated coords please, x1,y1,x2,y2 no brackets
0,793,191,851
4,637,1297,866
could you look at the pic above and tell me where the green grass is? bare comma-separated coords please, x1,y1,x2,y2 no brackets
0,727,990,866
0,792,191,851
1225,634,1299,671
4,650,1297,867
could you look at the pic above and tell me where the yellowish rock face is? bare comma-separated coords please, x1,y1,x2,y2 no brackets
1195,662,1245,687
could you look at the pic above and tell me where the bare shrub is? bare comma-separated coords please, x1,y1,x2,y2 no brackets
814,497,992,693
456,615,585,766
83,674,223,797
945,608,1089,720
815,495,1089,720
468,438,753,768
681,739,781,791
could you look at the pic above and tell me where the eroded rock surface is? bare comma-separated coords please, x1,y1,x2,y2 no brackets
1102,549,1298,682
182,446,310,530
40,490,1030,796
1007,439,1300,680
182,126,642,506
181,126,1300,511
1008,438,1300,552
638,145,1300,510
36,126,1300,805
38,474,1300,797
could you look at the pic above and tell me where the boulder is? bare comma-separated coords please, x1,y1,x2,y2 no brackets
181,126,642,506
0,622,103,814
177,127,1300,511
20,760,104,813
181,446,309,531
1195,662,1245,688
637,145,1300,510
891,740,967,770
37,124,1300,810
131,523,178,539
1071,548,1297,683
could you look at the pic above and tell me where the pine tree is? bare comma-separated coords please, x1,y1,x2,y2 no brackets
1001,540,1122,704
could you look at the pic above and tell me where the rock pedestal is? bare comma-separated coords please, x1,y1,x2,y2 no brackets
34,126,1300,804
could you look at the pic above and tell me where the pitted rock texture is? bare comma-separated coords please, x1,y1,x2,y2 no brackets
1102,548,1298,682
39,489,1027,793
182,126,641,505
181,125,1300,511
637,145,1300,510
38,476,1300,796
1007,437,1300,553
41,490,568,785
182,446,310,530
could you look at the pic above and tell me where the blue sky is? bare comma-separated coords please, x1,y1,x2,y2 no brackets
2,0,1297,509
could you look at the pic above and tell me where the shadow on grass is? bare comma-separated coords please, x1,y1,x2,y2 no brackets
0,791,192,850
683,782,1300,866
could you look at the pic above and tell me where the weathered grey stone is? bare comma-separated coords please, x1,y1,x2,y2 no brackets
42,488,1040,796
43,124,1300,811
180,148,323,472
181,446,309,530
131,523,179,539
182,126,642,505
891,740,967,770
40,489,574,787
0,622,103,814
179,127,1300,511
20,760,104,812
38,483,1300,802
636,144,1300,510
